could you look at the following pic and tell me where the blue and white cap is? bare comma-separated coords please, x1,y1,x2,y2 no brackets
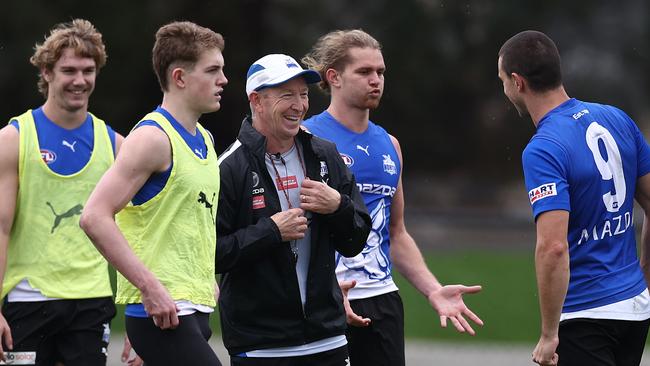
245,54,321,97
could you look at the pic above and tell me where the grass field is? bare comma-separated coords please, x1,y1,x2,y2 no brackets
395,249,539,343
109,249,540,344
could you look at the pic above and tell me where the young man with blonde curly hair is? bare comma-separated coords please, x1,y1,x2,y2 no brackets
0,19,122,365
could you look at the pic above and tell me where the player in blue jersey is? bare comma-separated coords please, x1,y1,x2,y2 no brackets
498,30,650,366
0,19,123,365
302,29,483,366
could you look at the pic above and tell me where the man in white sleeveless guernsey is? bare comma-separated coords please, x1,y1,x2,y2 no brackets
216,54,371,365
80,21,226,365
0,19,123,365
302,29,484,366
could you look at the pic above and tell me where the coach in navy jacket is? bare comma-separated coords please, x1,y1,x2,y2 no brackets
216,54,370,358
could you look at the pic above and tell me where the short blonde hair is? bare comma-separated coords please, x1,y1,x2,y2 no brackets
30,19,107,98
302,29,381,93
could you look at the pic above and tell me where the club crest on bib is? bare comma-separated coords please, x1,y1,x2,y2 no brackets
382,154,397,175
40,149,57,164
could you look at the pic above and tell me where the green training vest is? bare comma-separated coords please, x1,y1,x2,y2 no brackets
115,112,219,306
3,110,114,299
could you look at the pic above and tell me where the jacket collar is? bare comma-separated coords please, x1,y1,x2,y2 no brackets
236,115,324,160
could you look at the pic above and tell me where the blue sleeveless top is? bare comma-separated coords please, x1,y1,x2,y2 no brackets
303,111,400,299
10,107,117,174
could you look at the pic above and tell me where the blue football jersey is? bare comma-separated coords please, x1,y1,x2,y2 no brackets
304,111,400,299
523,98,650,312
10,107,116,175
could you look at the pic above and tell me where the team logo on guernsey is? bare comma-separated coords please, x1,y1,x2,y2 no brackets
340,153,354,167
40,149,56,164
528,183,557,204
252,172,260,187
382,154,397,175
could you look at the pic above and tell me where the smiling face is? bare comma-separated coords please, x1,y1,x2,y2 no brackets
43,48,96,113
252,77,309,147
183,47,228,114
335,47,385,110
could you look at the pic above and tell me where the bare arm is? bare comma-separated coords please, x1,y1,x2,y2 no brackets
532,210,569,366
0,126,18,358
115,132,125,155
636,173,650,285
80,126,179,329
388,135,483,335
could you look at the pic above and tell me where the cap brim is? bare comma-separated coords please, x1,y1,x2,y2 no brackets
254,69,321,92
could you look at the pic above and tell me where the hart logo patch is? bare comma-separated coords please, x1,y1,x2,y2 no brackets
529,183,557,204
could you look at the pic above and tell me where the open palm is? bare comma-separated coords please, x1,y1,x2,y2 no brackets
428,284,483,335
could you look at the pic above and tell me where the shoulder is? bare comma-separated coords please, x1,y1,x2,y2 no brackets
302,115,317,128
522,135,569,169
218,139,246,168
0,125,19,167
368,120,389,134
309,134,339,155
0,124,19,148
120,124,170,161
110,124,172,175
388,133,400,150
302,112,328,134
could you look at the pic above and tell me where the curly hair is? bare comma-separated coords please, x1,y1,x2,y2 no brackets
302,29,381,93
152,21,225,92
30,19,107,98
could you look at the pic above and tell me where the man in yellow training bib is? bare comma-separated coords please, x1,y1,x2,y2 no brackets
0,19,123,365
81,21,226,365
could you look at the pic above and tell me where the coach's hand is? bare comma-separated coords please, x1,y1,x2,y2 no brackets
141,279,179,330
271,208,308,241
300,177,341,214
429,284,483,335
532,335,559,366
339,280,371,327
0,313,13,362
